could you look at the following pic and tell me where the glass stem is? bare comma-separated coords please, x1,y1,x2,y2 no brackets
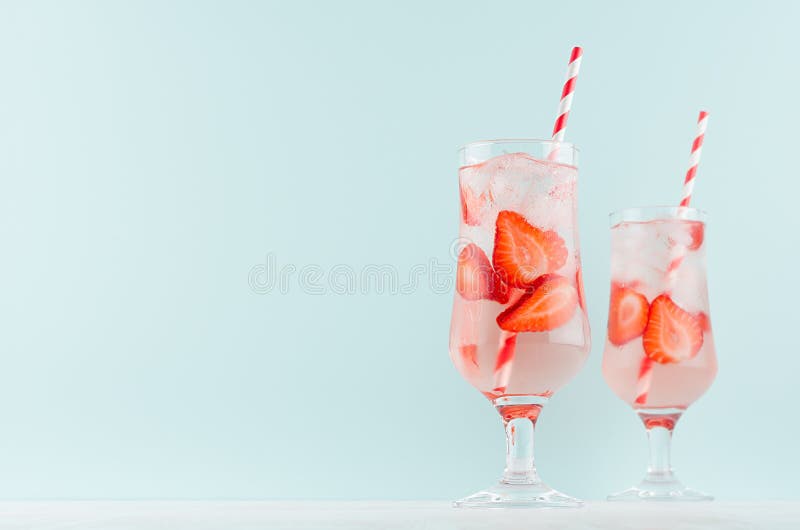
494,396,547,485
646,426,674,478
502,416,539,484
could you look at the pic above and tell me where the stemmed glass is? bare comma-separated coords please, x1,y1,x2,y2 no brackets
602,206,717,500
449,139,591,508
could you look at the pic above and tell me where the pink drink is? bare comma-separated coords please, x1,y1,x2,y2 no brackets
449,150,591,401
602,213,717,410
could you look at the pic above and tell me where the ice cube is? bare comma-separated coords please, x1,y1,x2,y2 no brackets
666,252,708,313
520,189,576,234
460,153,579,251
484,153,548,211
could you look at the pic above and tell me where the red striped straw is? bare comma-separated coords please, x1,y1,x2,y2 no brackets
679,111,710,207
493,47,584,393
552,46,583,144
634,111,710,407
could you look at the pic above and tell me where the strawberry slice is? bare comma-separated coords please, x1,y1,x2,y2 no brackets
575,267,586,310
531,273,561,290
459,344,479,367
459,184,483,226
607,284,649,346
687,221,705,251
496,274,578,332
457,243,509,303
643,295,704,364
695,311,711,332
493,210,568,288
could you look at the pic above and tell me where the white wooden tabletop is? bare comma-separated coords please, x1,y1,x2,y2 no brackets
0,501,797,529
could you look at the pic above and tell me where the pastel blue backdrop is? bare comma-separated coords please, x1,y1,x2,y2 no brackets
0,0,796,500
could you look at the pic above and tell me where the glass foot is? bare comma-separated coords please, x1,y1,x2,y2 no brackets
608,474,713,502
454,481,583,508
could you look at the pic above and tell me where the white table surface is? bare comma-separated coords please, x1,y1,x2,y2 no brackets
0,501,797,530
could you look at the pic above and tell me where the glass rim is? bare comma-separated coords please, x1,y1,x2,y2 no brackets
609,206,708,225
458,138,579,154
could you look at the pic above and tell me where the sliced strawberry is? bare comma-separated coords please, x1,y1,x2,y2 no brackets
695,311,711,332
607,284,649,346
492,210,568,288
531,273,561,289
496,274,578,332
459,344,479,367
643,295,704,364
459,184,483,226
575,267,586,310
457,244,509,303
687,221,705,251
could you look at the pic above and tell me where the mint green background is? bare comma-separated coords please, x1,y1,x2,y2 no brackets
0,0,795,500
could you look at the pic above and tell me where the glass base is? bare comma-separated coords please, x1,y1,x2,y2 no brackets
608,474,713,502
454,481,583,508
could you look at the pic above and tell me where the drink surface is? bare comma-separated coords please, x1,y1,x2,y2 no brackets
449,152,590,400
602,218,717,409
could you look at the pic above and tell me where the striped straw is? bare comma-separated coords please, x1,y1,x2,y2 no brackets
493,47,585,394
634,358,654,406
552,47,583,143
679,111,709,207
634,111,710,407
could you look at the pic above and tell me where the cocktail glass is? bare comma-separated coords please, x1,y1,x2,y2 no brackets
449,139,591,508
602,206,717,501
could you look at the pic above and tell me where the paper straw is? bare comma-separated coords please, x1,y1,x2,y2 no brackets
552,47,583,143
634,111,709,407
494,47,585,393
548,47,583,162
680,111,710,207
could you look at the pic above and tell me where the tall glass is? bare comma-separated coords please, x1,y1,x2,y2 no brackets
602,206,717,501
449,140,591,508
